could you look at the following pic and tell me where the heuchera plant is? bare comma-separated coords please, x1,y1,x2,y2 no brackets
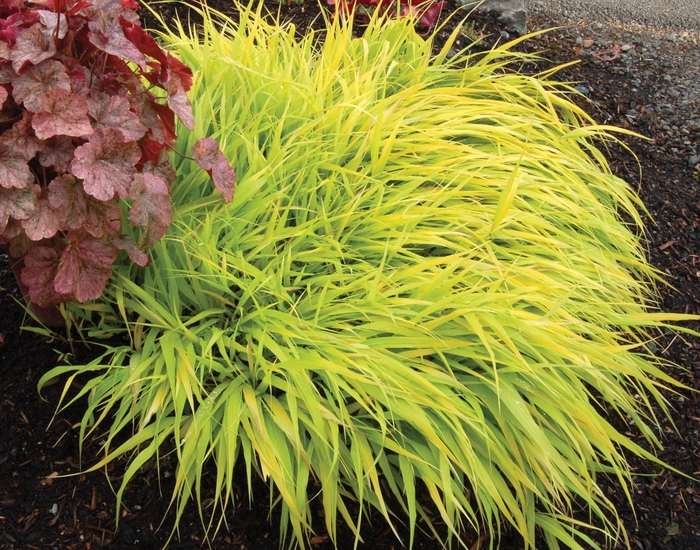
327,0,446,31
0,0,235,308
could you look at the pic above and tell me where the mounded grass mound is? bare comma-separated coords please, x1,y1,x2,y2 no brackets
42,6,693,549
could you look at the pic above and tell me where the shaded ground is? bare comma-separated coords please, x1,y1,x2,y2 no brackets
1,1,699,549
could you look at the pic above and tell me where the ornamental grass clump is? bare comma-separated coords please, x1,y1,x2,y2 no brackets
41,6,693,549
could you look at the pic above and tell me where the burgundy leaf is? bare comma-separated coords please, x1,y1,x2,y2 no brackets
141,60,162,87
112,233,150,266
11,59,70,108
71,127,141,200
133,92,172,145
31,88,93,139
121,19,168,66
0,185,35,233
165,53,192,90
0,142,34,189
191,138,236,202
0,14,22,46
67,64,90,98
139,134,165,164
88,93,146,141
148,100,177,145
21,187,60,240
48,174,121,237
10,24,57,72
97,57,137,94
68,1,94,16
21,244,73,307
38,135,75,172
0,112,42,161
128,173,172,249
417,1,444,30
54,231,118,302
165,74,194,130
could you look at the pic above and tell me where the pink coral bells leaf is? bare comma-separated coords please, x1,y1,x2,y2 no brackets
54,231,118,302
88,93,146,141
87,19,147,69
0,42,12,61
39,135,75,172
31,88,94,140
0,142,34,189
48,174,87,227
21,189,60,240
191,138,236,202
21,244,73,307
112,234,150,266
0,186,35,233
2,113,41,161
165,75,194,130
82,196,121,238
4,223,32,258
71,127,141,200
0,85,7,109
128,173,172,249
143,150,177,187
37,10,69,40
11,59,71,109
10,24,57,72
47,174,115,233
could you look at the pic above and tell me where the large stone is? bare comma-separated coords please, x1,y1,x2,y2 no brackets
457,0,528,36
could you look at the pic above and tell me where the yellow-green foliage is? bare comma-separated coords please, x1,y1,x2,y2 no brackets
42,5,692,549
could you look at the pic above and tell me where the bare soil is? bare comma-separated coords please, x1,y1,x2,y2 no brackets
1,1,699,549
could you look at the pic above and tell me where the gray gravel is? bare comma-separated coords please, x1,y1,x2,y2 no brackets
474,0,700,170
526,0,700,33
522,2,700,173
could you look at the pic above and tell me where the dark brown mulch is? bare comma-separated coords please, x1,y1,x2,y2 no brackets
1,1,699,549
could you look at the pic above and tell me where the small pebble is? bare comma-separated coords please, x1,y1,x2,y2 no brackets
573,84,591,97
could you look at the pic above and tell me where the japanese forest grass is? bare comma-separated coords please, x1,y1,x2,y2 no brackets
40,6,695,550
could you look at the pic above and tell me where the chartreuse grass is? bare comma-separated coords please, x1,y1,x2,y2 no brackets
40,5,694,549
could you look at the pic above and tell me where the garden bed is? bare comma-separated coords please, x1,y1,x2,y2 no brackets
1,1,699,548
